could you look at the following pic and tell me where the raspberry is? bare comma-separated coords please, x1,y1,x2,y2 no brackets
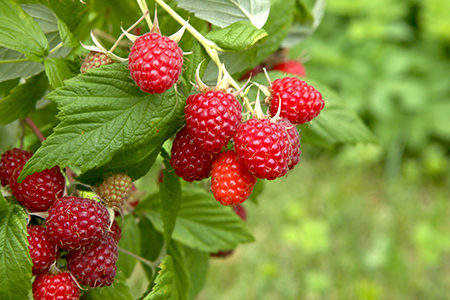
279,119,301,170
185,90,242,151
170,127,220,182
109,220,122,244
33,272,79,300
10,165,65,212
210,151,256,206
272,60,306,77
80,51,114,73
66,235,118,288
27,225,59,275
270,77,324,125
0,148,32,186
234,118,290,180
95,173,133,208
128,32,183,94
46,196,111,250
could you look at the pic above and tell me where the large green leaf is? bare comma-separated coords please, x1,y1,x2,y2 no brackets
116,215,141,278
142,255,176,300
0,0,48,61
0,72,48,125
19,64,185,181
138,217,164,280
167,241,190,300
174,0,270,29
206,21,268,52
0,194,32,300
141,190,255,253
184,247,209,300
82,274,133,300
0,47,45,82
44,57,78,88
159,150,181,245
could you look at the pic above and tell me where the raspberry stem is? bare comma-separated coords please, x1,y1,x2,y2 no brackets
152,0,254,114
117,246,159,273
24,117,46,142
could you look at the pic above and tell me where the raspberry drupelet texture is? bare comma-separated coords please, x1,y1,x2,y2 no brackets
32,272,80,300
109,219,122,244
270,77,324,125
80,51,114,73
10,165,65,212
185,90,242,151
96,173,133,208
27,225,59,275
128,32,183,94
0,148,32,186
210,151,256,206
66,234,118,288
234,118,290,180
46,196,111,250
170,127,220,182
279,118,301,170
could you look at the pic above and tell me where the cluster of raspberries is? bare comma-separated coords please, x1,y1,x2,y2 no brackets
170,76,325,207
0,149,134,300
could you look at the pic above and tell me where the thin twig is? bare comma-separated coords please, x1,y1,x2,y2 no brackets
24,117,45,142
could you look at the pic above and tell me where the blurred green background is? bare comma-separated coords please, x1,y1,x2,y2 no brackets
199,1,450,299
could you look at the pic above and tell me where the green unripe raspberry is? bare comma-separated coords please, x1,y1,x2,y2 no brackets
96,173,133,208
80,51,114,73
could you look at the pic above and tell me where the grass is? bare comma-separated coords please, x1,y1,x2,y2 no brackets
197,150,450,300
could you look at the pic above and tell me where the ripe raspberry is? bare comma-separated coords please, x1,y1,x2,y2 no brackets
96,173,133,208
185,90,242,151
27,225,59,275
80,51,114,73
211,151,256,206
33,272,79,300
170,127,220,182
0,148,32,186
109,220,122,244
46,196,111,250
10,165,65,212
279,119,301,170
272,60,306,77
270,77,324,125
66,235,118,288
128,32,183,94
234,118,290,180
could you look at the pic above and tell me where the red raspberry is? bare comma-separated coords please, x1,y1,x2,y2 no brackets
95,173,133,208
185,90,242,151
170,127,220,182
10,165,65,212
234,118,290,180
109,220,122,244
270,77,324,125
33,272,79,300
279,119,301,170
80,51,114,73
66,235,118,288
210,151,256,206
0,148,32,186
128,32,183,94
272,60,306,77
27,225,59,275
46,196,111,250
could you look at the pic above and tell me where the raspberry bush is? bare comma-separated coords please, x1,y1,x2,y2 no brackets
0,0,376,299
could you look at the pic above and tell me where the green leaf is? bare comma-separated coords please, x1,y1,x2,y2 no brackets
138,217,164,280
116,215,141,278
142,255,176,300
159,149,181,245
47,0,90,39
183,247,209,300
0,194,32,300
44,57,77,88
283,0,325,47
167,241,191,300
0,72,48,125
56,16,78,48
0,0,48,61
181,44,209,94
19,64,185,182
253,0,296,65
206,21,268,52
143,190,255,253
82,274,133,300
0,47,45,82
174,0,270,29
